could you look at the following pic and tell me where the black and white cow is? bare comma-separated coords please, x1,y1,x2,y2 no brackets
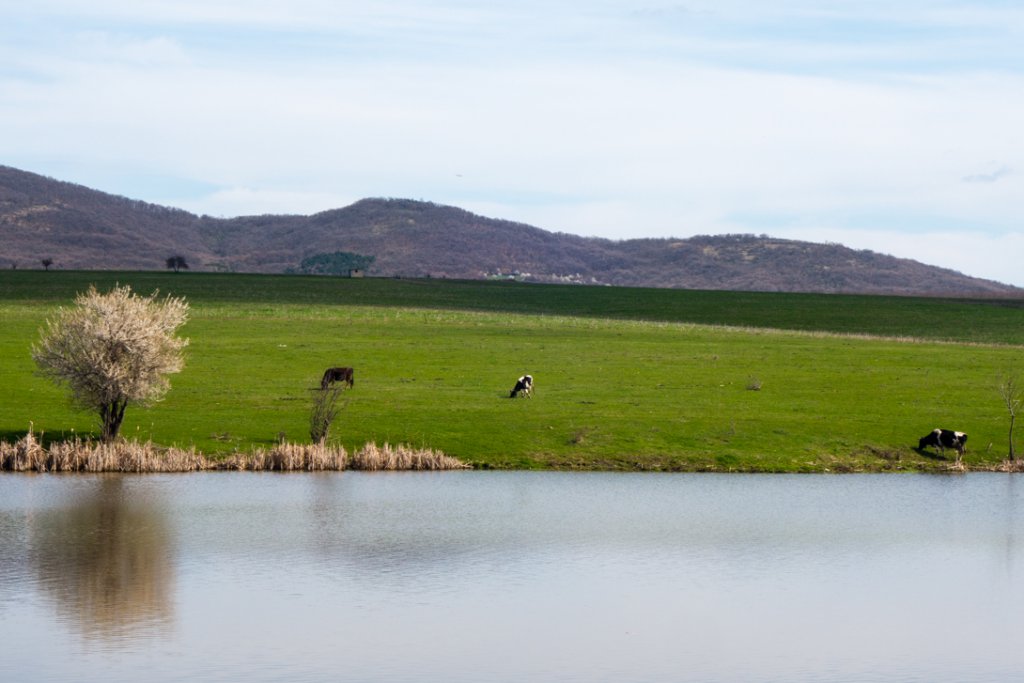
510,374,533,398
918,428,967,456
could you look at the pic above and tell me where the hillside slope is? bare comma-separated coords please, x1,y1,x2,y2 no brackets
1,165,1018,296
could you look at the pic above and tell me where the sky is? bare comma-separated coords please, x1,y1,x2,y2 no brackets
2,1,1023,285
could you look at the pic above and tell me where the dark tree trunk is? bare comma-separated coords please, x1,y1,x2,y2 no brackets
100,399,129,442
1010,414,1016,462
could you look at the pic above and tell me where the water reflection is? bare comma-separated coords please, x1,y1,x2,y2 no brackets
300,472,514,580
29,476,174,643
1,472,1023,683
1006,474,1020,578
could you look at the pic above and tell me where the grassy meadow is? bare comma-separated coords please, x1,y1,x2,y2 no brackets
2,270,1023,471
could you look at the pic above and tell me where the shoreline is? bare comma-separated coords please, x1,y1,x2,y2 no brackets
3,432,1022,474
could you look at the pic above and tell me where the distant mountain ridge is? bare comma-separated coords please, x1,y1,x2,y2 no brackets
1,164,1019,296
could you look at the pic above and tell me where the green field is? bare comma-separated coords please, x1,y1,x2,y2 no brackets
2,271,1023,471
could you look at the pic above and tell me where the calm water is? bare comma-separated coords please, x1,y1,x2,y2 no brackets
1,472,1023,683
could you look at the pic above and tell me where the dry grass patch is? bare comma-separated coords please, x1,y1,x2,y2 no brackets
350,442,470,470
0,430,468,473
222,440,349,471
0,431,207,472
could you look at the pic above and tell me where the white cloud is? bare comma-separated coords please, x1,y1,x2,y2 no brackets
2,1,1023,286
963,166,1012,184
171,186,357,218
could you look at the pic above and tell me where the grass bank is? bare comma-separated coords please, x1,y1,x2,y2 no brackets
2,271,1023,472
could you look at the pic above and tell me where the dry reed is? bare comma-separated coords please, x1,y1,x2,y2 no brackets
0,429,468,473
350,441,470,471
222,440,349,471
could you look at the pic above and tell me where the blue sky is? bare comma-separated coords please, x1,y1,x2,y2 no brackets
3,1,1023,285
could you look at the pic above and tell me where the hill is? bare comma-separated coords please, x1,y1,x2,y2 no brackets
1,164,1018,296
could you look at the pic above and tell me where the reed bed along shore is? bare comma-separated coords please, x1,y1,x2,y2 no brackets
0,431,470,473
3,431,1021,474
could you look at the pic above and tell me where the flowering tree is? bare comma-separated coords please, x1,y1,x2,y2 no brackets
32,285,189,441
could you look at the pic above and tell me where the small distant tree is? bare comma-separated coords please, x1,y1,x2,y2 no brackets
998,371,1024,461
41,258,53,271
166,255,189,273
32,285,190,441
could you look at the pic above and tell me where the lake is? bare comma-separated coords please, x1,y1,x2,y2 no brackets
1,472,1022,682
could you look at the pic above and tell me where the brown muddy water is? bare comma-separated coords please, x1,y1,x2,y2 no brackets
1,472,1022,682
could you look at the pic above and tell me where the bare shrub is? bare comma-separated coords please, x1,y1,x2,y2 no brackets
310,385,346,444
997,371,1024,461
32,284,189,441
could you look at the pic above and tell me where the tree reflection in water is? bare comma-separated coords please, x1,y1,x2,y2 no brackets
30,475,174,643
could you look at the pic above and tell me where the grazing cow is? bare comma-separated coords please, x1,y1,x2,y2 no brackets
918,428,967,456
510,374,533,398
320,366,354,390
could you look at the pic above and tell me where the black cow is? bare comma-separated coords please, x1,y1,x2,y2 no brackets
321,366,354,390
918,428,967,456
510,374,533,398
